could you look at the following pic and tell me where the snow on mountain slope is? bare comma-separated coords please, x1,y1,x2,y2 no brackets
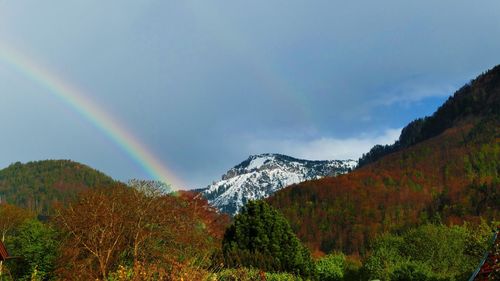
200,153,356,215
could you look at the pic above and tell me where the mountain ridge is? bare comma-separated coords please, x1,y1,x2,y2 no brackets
200,153,356,215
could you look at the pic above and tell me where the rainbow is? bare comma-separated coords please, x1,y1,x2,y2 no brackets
0,45,185,189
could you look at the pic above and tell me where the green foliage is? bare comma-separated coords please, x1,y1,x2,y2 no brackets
464,143,499,182
5,219,59,281
222,201,315,277
315,253,345,281
404,225,469,273
215,268,304,281
0,160,116,214
362,222,492,281
342,258,362,281
214,268,262,281
362,235,405,280
266,271,304,281
390,260,435,281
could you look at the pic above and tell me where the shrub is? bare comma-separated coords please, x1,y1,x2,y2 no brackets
214,268,304,281
390,261,435,281
315,253,345,281
5,219,59,281
362,222,492,280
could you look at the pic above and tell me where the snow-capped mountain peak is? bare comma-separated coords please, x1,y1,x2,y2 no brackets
200,153,356,215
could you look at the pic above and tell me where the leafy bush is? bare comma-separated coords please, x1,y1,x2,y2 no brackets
215,268,262,281
315,253,345,281
390,260,435,281
342,258,362,281
266,271,304,281
6,219,59,281
214,268,304,281
362,222,492,280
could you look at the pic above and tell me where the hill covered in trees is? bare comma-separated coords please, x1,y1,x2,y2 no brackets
358,65,500,167
0,160,116,213
268,65,500,256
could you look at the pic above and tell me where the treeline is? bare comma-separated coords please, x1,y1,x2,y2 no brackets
358,64,500,167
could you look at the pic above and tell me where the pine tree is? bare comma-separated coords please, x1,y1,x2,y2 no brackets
222,200,314,277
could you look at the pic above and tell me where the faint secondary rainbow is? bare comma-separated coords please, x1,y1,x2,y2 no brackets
0,45,185,189
183,2,313,120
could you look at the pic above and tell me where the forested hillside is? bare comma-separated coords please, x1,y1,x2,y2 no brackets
0,160,116,213
358,65,500,167
268,65,500,256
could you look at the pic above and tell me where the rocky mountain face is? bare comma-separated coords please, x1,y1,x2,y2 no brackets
199,153,356,215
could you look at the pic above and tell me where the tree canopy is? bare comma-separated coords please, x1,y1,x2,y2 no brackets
362,222,493,281
0,160,115,214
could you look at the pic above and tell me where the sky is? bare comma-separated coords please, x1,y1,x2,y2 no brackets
1,1,500,189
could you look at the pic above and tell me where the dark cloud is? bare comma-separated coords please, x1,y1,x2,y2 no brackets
1,1,499,188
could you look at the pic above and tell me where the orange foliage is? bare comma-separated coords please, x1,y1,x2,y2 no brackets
53,186,229,280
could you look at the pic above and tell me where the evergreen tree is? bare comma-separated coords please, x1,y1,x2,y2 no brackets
222,200,314,277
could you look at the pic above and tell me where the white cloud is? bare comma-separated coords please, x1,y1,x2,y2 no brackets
249,128,401,161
